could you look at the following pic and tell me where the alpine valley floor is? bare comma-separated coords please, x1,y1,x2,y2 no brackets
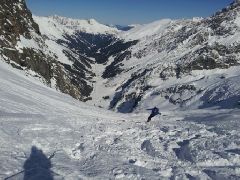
1,60,240,179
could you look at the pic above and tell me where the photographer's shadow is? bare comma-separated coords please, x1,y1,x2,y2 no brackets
23,146,53,180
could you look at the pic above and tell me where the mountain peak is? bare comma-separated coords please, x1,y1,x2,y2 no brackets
46,15,120,34
88,18,98,25
50,15,99,26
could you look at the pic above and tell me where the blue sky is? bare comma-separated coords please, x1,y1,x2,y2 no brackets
26,0,233,25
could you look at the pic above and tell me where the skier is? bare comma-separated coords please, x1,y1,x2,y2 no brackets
147,107,160,122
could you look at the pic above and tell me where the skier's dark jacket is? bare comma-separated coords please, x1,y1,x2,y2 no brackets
147,107,160,116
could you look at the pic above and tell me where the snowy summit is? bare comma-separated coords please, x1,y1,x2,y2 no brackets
48,15,120,35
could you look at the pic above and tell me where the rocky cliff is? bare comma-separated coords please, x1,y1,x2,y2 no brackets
0,0,93,101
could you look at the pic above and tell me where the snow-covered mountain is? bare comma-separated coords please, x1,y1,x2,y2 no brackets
97,0,240,113
35,15,120,37
1,0,240,113
108,24,136,31
32,1,240,113
1,0,240,179
40,1,240,113
32,14,138,102
0,0,95,101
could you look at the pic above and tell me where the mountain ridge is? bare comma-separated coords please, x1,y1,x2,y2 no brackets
47,15,120,35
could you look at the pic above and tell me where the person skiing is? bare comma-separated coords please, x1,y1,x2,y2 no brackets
147,107,160,122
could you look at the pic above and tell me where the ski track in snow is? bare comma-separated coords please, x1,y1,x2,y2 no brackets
1,62,240,179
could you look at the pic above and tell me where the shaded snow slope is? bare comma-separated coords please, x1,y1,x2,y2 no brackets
1,60,240,179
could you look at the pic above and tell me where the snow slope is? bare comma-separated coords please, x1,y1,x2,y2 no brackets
1,58,240,179
119,19,174,40
33,16,78,66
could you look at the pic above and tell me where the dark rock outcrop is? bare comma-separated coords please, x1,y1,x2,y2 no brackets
0,0,92,101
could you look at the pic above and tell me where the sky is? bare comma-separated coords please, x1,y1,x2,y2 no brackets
26,0,233,25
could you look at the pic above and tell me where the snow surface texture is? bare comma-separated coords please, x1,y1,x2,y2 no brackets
1,59,240,179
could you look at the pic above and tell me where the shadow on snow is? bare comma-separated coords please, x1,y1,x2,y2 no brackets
23,146,54,180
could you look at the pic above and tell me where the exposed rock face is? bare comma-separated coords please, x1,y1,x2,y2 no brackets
0,0,40,46
0,0,93,101
0,0,52,83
